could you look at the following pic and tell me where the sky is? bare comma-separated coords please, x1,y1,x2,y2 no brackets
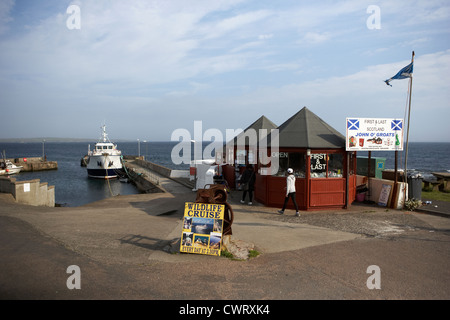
0,0,449,142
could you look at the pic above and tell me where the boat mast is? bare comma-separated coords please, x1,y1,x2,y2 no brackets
100,124,110,143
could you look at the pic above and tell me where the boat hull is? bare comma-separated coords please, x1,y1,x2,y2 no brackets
87,168,120,179
86,154,122,179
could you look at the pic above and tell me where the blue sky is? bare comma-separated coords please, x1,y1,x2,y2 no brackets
0,0,449,142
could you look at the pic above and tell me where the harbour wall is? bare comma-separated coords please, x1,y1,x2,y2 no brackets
0,176,55,207
8,157,58,172
132,159,190,179
126,169,165,194
123,159,193,193
133,159,172,177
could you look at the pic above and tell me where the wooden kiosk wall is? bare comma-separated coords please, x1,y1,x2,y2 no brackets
254,149,357,210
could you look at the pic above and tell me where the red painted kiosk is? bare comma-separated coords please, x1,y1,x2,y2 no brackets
221,115,277,189
222,107,357,211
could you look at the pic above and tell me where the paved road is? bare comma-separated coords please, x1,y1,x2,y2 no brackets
1,191,449,304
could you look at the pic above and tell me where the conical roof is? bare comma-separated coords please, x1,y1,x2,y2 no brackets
227,115,277,146
269,107,345,148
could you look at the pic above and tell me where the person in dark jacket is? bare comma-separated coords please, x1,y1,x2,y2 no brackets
238,164,256,205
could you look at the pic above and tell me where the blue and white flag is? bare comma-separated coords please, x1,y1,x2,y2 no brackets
391,120,402,130
384,62,413,86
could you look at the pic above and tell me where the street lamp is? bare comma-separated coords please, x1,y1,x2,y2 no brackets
143,140,147,160
137,139,140,158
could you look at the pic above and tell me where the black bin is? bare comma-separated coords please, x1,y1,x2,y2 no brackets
407,175,423,200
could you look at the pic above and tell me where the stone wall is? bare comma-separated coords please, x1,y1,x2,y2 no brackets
133,159,172,178
0,176,55,207
8,157,58,172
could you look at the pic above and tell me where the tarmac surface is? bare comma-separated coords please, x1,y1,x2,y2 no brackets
0,170,449,303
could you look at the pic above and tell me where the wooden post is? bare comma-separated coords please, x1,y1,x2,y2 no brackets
390,150,399,208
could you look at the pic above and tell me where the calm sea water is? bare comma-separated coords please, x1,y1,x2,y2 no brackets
357,142,450,175
0,141,184,207
1,141,449,207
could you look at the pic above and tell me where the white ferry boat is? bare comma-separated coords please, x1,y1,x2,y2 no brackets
86,125,122,179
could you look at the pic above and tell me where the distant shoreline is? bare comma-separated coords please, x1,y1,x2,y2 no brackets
1,139,448,144
0,138,172,143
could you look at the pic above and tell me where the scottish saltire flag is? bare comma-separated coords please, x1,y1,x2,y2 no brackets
391,120,402,130
347,119,359,130
384,62,413,86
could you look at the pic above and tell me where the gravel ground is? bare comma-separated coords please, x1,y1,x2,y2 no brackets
268,210,434,238
227,191,439,238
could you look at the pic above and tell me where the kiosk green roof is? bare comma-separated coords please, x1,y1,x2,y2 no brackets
269,107,345,149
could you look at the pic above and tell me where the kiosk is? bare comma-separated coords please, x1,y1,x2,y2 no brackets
222,107,357,210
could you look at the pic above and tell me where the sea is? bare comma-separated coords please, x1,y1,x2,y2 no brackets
0,141,186,207
1,141,449,207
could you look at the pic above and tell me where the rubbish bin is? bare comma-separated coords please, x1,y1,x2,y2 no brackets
407,174,423,200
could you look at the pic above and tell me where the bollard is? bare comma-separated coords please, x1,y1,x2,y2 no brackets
195,184,234,235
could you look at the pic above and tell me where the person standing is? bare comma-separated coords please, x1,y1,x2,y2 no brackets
239,164,256,205
278,168,300,216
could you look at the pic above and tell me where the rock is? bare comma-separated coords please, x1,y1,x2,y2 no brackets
222,235,255,260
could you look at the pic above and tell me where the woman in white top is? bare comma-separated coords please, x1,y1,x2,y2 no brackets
278,168,300,216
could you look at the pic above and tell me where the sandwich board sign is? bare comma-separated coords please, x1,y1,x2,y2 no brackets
378,184,392,207
346,118,404,151
180,202,225,256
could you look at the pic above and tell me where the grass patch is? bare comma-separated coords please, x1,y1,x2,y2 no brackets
220,249,261,260
248,249,260,258
421,188,450,202
221,249,234,259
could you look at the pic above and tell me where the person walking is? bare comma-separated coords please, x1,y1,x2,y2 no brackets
278,168,300,216
238,164,256,205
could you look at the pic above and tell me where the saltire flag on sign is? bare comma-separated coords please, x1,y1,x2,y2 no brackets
384,62,413,86
391,120,402,130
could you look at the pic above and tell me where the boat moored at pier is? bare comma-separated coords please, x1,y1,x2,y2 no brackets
86,125,122,179
0,159,23,175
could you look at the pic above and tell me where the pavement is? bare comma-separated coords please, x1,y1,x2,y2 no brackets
417,198,450,218
0,167,449,303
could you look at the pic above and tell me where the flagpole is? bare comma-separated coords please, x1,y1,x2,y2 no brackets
404,51,415,202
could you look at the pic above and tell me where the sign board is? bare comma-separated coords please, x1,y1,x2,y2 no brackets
346,118,404,151
180,202,225,256
378,184,392,207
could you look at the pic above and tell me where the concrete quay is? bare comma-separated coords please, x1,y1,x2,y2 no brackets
0,165,449,301
7,157,58,172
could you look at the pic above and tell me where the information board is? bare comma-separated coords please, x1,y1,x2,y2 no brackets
180,202,225,256
378,184,392,207
346,118,404,151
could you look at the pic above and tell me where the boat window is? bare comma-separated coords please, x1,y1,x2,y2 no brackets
103,146,108,150
108,146,113,149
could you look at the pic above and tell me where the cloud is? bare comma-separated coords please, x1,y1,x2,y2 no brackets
258,33,273,40
204,9,272,39
217,50,450,141
302,32,331,44
0,0,14,35
0,1,449,142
